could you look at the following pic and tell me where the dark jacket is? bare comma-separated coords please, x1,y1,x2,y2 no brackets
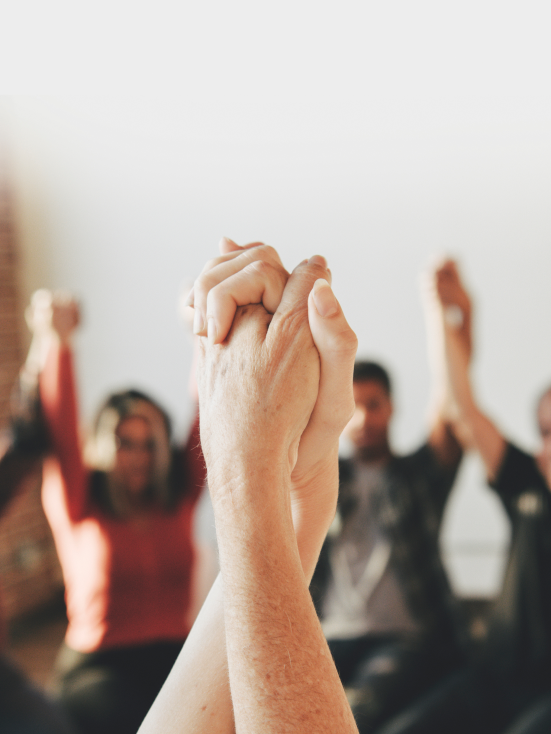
310,445,467,659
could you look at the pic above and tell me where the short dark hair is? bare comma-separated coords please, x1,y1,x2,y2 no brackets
353,361,392,396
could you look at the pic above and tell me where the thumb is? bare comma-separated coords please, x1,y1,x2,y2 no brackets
270,256,330,328
307,279,358,433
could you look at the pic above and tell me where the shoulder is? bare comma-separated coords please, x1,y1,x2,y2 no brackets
390,442,440,478
389,442,459,513
491,441,548,504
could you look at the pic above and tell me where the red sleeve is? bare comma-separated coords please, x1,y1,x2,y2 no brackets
181,408,206,504
39,342,88,521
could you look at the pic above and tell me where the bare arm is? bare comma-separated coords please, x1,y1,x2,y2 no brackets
200,262,357,734
25,291,90,521
0,291,80,516
422,261,474,468
431,260,507,481
140,242,358,734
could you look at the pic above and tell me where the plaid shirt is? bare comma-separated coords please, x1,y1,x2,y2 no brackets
311,443,467,658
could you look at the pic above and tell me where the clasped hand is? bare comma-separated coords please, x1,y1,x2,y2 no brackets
189,238,358,553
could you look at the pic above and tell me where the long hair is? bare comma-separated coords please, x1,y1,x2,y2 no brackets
84,389,173,514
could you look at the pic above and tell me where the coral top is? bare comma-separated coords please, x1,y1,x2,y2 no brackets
40,343,205,653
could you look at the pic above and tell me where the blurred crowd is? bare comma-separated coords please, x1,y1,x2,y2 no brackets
0,248,550,734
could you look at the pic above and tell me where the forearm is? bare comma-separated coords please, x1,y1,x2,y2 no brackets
139,576,233,734
142,251,355,734
291,449,339,582
443,326,506,481
139,460,339,734
213,466,356,734
454,400,506,482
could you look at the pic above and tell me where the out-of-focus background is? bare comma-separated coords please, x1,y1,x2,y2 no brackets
1,0,551,677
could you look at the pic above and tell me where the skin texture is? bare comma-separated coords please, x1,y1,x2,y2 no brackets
200,298,348,733
139,239,359,734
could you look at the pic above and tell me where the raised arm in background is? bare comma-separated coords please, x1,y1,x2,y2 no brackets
139,239,359,734
22,290,91,523
429,259,507,481
0,290,80,516
422,260,474,470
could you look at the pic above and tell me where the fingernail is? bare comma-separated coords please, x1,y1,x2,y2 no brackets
309,255,328,269
193,310,205,335
312,279,339,318
207,317,217,344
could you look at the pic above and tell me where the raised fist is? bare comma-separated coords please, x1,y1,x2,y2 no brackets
26,289,80,342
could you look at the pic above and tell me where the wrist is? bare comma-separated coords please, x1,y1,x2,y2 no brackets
295,514,335,582
210,467,298,578
291,450,339,580
208,457,292,515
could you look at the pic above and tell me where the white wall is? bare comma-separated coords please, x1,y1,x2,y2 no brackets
3,4,551,596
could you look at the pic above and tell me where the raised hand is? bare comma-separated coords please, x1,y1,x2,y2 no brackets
186,238,290,343
190,239,357,568
26,289,80,343
138,240,358,734
434,260,471,312
23,290,80,376
195,243,358,734
432,259,473,358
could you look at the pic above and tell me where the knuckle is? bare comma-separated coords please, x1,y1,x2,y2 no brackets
193,272,216,299
259,244,277,260
201,256,223,275
256,244,282,267
329,325,358,356
245,259,271,276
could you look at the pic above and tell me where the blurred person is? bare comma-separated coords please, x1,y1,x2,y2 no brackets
3,289,205,734
0,446,75,734
381,260,551,734
139,238,360,734
307,283,471,731
429,259,551,734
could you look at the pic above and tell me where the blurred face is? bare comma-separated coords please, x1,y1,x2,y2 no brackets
342,379,393,461
537,391,551,487
114,416,155,495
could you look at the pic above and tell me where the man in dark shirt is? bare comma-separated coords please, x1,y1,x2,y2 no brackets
419,259,551,734
310,358,467,732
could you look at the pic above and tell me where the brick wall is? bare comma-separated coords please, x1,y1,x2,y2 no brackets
0,162,64,624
